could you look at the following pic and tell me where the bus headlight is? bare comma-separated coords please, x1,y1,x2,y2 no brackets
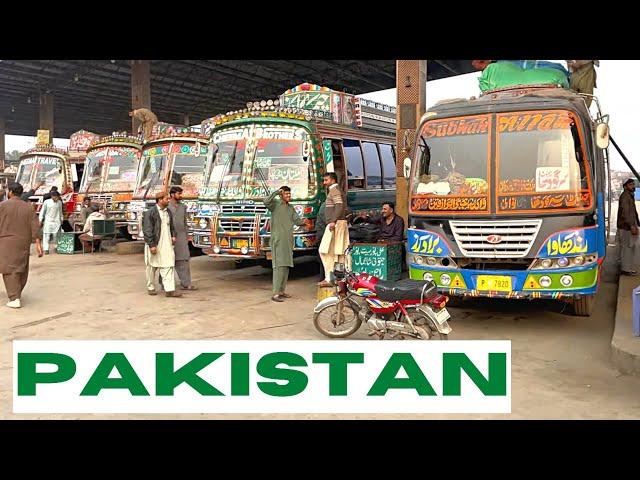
541,258,553,269
213,246,221,254
539,276,552,288
440,273,452,286
426,257,437,266
557,257,570,268
198,218,209,230
240,246,249,255
423,272,433,281
560,275,573,287
74,204,82,212
414,255,424,265
573,255,585,266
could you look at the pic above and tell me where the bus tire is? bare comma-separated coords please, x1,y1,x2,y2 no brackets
571,294,595,317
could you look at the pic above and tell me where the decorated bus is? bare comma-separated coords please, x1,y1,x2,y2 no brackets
191,83,397,261
405,85,611,316
72,133,142,232
126,125,209,240
67,130,100,191
16,145,76,220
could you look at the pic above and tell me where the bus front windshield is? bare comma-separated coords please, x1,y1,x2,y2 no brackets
134,153,167,199
17,156,64,194
203,124,315,200
170,153,207,197
101,147,140,192
82,147,139,193
410,111,592,215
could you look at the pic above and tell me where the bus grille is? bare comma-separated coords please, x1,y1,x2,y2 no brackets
450,219,542,258
221,204,268,215
219,217,267,233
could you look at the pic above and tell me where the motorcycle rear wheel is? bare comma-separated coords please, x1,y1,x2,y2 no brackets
313,300,362,338
412,313,448,340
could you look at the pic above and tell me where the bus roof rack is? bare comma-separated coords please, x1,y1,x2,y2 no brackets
88,132,143,150
479,83,565,96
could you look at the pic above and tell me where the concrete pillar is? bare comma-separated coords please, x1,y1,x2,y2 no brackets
39,93,54,139
0,118,5,172
395,60,427,225
131,60,151,133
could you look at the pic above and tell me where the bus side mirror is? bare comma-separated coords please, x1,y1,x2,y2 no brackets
596,123,610,149
403,157,412,178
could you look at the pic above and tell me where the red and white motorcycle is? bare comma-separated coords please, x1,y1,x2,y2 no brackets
313,247,452,340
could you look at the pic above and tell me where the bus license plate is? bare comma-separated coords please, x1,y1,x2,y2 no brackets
477,275,512,292
233,239,249,249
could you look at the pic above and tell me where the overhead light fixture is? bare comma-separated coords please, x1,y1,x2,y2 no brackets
74,73,79,82
27,97,32,104
11,106,15,113
110,60,116,64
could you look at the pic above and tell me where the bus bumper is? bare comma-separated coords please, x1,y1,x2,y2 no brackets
408,262,599,299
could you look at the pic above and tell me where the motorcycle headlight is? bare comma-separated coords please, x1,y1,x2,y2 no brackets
74,204,81,212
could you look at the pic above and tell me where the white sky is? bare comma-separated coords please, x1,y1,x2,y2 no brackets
5,60,637,172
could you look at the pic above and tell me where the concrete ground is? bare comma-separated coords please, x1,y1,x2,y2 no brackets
2,248,640,419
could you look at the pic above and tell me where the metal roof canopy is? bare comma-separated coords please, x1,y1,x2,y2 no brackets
0,60,475,138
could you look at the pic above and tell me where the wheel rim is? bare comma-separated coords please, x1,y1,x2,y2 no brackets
314,304,359,336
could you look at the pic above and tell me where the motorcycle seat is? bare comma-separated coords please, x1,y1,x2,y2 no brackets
374,279,437,302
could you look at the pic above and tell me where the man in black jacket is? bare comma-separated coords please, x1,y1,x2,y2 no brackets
142,192,181,297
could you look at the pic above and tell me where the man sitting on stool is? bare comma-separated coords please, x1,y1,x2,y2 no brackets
357,202,404,243
79,204,106,253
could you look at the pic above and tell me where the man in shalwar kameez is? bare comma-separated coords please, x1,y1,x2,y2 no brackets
0,182,43,308
264,186,309,302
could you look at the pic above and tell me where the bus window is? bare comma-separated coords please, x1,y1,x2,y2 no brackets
362,142,382,189
329,139,347,192
343,139,365,190
379,143,396,189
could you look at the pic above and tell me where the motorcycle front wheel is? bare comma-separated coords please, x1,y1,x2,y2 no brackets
313,299,362,338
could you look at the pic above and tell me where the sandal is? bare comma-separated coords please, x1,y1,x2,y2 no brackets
180,285,198,290
271,295,285,302
280,293,292,298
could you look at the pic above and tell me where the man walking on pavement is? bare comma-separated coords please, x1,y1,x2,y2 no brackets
264,185,310,302
0,182,44,308
168,186,197,290
39,190,63,254
142,191,182,297
617,178,640,275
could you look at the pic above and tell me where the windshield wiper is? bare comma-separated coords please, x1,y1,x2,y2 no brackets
215,142,237,204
